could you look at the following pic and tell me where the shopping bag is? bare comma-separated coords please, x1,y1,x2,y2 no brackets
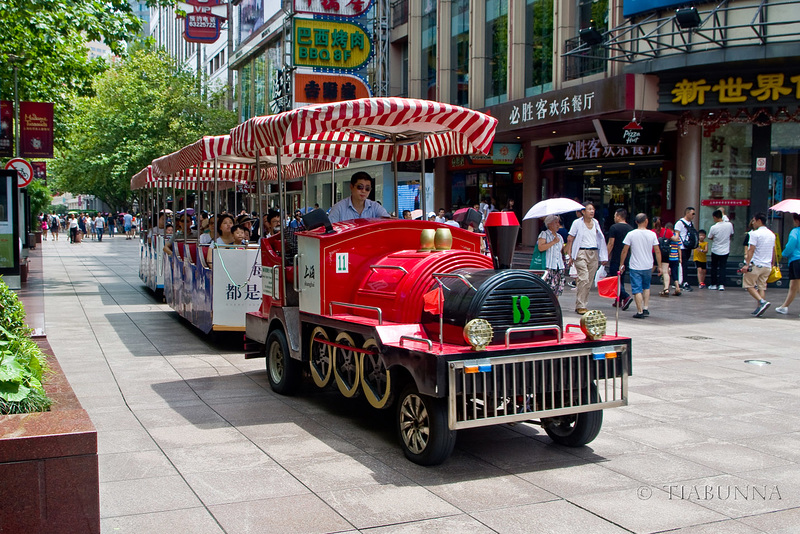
594,265,607,287
767,266,782,284
530,247,546,270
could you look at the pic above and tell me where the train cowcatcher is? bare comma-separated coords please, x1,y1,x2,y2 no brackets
245,211,632,466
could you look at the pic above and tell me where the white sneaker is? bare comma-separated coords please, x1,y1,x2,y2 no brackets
776,307,789,314
718,285,725,291
708,285,717,290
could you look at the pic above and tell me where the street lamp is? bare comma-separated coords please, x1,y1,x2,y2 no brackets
7,54,25,158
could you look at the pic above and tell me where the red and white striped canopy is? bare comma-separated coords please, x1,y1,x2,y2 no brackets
130,163,253,191
150,134,348,182
230,97,498,161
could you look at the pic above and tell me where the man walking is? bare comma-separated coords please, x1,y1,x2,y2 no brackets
674,207,697,290
567,201,608,315
606,208,633,310
124,212,133,239
743,213,776,317
619,213,662,318
95,213,105,242
706,209,734,290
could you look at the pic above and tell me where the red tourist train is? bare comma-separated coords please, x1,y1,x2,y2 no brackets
246,210,631,465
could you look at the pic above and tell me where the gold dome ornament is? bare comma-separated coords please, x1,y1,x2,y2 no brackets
580,310,607,340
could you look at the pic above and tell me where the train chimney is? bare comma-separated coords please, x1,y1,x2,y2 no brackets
484,211,520,270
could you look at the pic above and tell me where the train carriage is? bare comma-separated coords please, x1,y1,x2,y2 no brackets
233,98,633,465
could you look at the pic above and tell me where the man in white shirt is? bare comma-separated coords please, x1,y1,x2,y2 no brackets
673,206,696,291
743,213,776,316
435,208,446,224
94,214,105,242
706,209,734,290
566,201,608,315
619,213,662,318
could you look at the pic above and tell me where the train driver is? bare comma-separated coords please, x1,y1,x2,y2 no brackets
328,172,390,223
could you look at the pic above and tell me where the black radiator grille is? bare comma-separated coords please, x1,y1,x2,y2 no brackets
475,286,560,344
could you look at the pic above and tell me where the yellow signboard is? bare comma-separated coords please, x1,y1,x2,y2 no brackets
293,18,372,71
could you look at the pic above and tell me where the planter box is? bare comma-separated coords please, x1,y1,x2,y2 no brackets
0,339,99,534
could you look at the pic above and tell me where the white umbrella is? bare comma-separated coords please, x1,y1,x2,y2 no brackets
770,199,800,214
523,198,585,220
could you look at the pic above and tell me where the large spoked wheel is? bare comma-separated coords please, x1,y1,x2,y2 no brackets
265,329,301,395
541,386,603,447
360,338,392,409
396,385,455,466
333,332,361,398
309,326,332,388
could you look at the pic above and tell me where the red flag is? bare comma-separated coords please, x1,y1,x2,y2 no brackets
597,276,619,299
423,287,443,314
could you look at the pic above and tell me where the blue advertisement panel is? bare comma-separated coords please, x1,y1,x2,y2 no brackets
623,0,689,18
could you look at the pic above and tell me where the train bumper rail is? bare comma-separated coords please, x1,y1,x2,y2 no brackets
447,344,629,430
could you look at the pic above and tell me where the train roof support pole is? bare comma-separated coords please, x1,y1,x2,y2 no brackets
392,134,399,217
255,153,263,240
276,149,287,303
419,135,427,216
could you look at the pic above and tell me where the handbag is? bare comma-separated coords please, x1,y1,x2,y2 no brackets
767,266,782,284
530,246,546,270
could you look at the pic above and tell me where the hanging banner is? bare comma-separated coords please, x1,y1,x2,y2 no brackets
32,161,47,185
294,72,372,107
294,0,373,18
293,18,372,71
19,102,54,159
0,101,12,158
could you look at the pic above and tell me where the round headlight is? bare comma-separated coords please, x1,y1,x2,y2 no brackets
463,318,493,350
580,310,607,340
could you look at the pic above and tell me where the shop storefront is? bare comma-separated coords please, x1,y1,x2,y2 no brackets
479,73,671,244
445,143,524,214
660,66,800,255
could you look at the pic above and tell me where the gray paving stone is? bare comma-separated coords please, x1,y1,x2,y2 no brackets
361,514,495,533
184,465,309,506
100,507,225,534
163,441,278,474
472,498,629,533
209,493,353,533
100,475,202,518
320,485,461,530
96,427,160,455
99,450,178,482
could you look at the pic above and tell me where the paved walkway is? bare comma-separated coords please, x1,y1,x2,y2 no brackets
34,235,800,533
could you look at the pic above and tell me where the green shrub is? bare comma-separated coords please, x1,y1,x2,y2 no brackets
0,277,51,414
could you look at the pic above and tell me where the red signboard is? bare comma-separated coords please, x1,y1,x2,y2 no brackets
294,0,373,18
0,101,12,158
700,199,751,207
183,12,223,43
294,73,372,107
19,102,54,159
32,161,47,185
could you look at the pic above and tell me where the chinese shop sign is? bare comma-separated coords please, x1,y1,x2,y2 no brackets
295,0,373,17
663,73,800,110
293,18,372,71
19,102,54,159
541,138,661,166
294,72,371,107
489,75,633,132
178,0,227,44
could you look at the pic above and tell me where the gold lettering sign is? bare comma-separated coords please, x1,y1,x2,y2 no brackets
671,73,800,106
293,19,372,71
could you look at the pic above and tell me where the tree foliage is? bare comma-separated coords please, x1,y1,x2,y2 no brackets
51,47,238,211
0,0,174,146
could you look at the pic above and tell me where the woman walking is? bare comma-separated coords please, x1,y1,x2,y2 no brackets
776,213,800,315
538,215,566,295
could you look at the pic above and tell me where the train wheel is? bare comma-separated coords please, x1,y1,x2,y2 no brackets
541,386,603,447
360,339,392,409
309,327,332,388
265,329,301,395
333,332,360,398
396,384,455,466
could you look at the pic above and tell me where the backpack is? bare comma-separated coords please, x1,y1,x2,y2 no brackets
658,236,671,258
682,221,699,250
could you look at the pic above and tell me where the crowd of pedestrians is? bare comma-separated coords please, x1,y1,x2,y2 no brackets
38,212,136,244
534,201,791,319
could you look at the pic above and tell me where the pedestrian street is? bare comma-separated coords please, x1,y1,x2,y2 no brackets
38,235,800,533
